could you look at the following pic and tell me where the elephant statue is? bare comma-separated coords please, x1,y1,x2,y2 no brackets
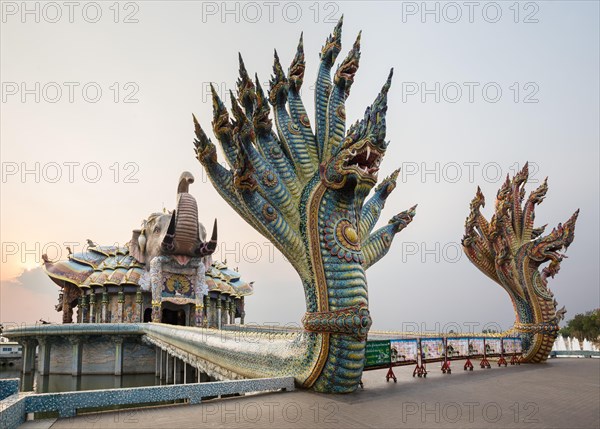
43,171,218,325
129,171,216,266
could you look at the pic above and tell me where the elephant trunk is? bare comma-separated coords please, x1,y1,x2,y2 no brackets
160,171,217,260
173,192,200,255
159,172,201,256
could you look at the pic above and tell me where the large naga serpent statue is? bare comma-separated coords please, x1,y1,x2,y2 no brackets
193,18,416,392
462,163,579,363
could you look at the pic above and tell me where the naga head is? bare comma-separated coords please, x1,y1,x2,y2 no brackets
374,168,400,197
211,84,233,141
288,33,305,92
527,210,579,264
236,53,257,114
252,76,273,136
193,114,217,163
320,68,392,197
389,205,418,233
333,32,361,93
320,15,343,65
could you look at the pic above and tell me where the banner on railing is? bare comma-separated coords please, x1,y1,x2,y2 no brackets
364,336,523,371
447,338,469,358
390,339,418,364
486,338,502,356
503,337,522,354
468,338,485,356
421,338,445,361
365,340,391,368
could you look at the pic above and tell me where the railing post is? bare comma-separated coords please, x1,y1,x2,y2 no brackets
36,337,52,376
21,339,36,374
155,347,160,377
69,336,83,376
173,358,179,384
166,354,173,383
113,336,124,376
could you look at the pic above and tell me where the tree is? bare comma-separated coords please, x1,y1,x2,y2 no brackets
559,309,600,344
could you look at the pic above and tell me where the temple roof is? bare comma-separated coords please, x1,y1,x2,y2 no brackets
43,245,253,297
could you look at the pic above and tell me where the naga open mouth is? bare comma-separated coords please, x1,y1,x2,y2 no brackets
345,142,382,180
544,245,568,263
290,63,305,81
336,60,359,83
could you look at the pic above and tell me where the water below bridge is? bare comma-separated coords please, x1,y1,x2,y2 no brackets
0,367,159,393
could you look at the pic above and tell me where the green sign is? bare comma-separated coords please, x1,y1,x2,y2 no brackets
365,340,391,367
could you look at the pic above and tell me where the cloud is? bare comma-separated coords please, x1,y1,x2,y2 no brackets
0,267,62,325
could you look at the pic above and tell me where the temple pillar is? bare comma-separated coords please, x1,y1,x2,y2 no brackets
62,289,73,324
203,295,210,328
216,297,222,329
21,339,36,374
136,290,143,322
240,296,245,325
82,295,90,323
76,297,83,323
223,300,230,326
116,288,124,323
194,302,204,327
88,292,96,323
229,298,236,324
113,336,124,376
151,300,162,323
37,337,52,376
69,336,83,376
101,290,109,322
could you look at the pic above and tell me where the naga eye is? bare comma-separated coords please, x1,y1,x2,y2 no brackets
153,225,161,234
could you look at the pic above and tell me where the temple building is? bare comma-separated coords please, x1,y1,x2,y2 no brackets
44,248,252,328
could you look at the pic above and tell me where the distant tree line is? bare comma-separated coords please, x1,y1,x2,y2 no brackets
559,309,600,343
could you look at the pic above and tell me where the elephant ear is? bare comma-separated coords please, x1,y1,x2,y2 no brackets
129,229,145,264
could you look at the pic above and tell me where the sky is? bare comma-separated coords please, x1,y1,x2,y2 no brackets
1,1,598,333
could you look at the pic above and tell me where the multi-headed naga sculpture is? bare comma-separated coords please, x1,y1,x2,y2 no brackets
462,163,578,363
193,18,415,392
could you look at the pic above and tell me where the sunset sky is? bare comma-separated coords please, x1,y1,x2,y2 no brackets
1,1,598,332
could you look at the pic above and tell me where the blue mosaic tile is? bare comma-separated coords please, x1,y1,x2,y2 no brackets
0,379,19,401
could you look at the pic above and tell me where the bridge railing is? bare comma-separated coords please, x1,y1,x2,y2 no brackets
0,377,294,429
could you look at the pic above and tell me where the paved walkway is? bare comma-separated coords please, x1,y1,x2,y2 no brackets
21,358,600,428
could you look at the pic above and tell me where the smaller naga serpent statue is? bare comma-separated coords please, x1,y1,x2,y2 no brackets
193,17,415,392
462,163,579,363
